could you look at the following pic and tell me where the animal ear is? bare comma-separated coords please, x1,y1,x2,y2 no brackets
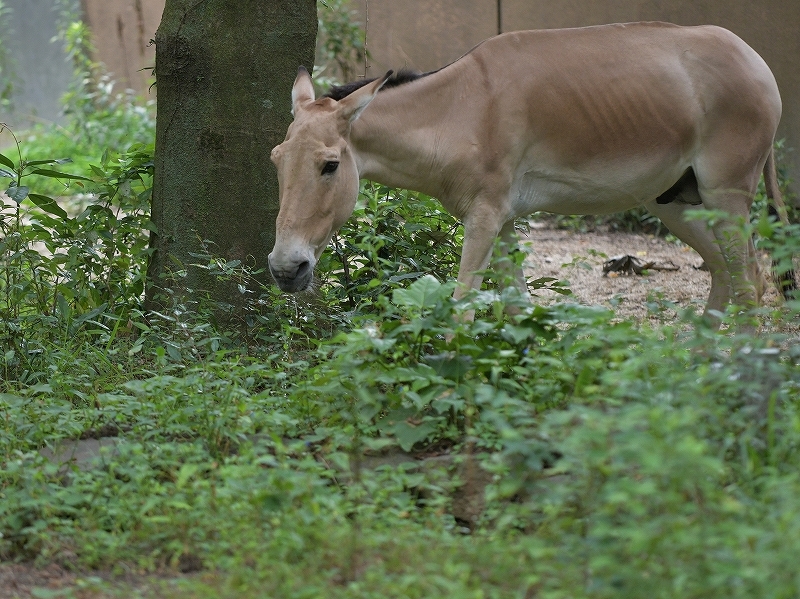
337,70,394,124
291,66,315,116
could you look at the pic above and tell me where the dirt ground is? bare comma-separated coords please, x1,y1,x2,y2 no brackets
0,224,793,598
519,221,786,325
0,563,85,599
0,562,184,598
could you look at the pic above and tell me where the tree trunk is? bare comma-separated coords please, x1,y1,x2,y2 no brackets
147,0,317,309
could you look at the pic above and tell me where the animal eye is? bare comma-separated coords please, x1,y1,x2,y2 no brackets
321,161,339,175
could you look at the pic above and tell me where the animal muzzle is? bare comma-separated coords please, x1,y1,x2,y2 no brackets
268,248,315,293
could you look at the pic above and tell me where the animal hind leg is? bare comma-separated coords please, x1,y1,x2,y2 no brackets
691,135,772,313
646,199,731,316
696,181,761,311
711,204,759,309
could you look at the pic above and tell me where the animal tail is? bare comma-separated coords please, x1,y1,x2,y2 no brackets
763,148,797,299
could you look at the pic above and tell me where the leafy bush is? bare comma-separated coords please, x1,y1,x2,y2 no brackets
2,267,800,596
317,183,463,313
1,126,153,387
315,0,368,89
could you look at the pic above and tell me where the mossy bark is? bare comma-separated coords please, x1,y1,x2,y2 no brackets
147,0,317,308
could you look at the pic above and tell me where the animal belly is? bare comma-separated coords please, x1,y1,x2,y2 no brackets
511,165,680,216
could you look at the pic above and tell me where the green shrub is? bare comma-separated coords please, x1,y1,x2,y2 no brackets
316,0,368,89
317,183,463,313
1,127,153,387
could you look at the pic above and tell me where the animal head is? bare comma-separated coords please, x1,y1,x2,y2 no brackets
268,67,392,292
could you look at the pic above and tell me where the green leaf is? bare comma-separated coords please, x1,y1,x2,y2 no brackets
425,352,473,381
0,168,15,178
757,214,775,238
56,294,71,323
5,184,29,204
72,304,109,329
392,274,447,309
0,152,14,169
0,392,27,405
390,420,438,452
28,193,68,219
128,342,144,356
166,343,182,361
24,158,72,167
176,463,200,488
29,168,93,181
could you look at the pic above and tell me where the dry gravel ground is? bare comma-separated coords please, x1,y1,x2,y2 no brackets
518,221,787,327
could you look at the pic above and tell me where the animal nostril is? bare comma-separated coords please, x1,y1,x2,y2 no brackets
295,260,311,280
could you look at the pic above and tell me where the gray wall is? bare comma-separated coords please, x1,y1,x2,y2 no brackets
3,0,75,128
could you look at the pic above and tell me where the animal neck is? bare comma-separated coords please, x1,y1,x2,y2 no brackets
348,74,456,199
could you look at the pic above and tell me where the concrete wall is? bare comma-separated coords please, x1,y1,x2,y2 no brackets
355,0,496,75
353,0,800,189
80,0,163,93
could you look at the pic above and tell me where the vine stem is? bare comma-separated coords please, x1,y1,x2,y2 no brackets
0,123,23,320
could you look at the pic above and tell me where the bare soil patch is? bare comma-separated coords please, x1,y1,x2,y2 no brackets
0,562,190,599
0,563,77,599
519,222,784,325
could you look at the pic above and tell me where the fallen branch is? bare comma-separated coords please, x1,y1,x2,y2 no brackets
602,255,680,276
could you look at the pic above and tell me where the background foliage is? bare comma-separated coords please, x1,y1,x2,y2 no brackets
316,0,368,88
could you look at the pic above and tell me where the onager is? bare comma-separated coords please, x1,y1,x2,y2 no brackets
268,22,795,318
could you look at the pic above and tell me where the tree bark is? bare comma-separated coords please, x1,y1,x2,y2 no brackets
147,0,317,308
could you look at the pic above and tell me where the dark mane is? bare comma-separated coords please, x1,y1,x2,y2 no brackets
323,68,438,101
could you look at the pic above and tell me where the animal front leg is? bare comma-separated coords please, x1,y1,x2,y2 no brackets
453,211,504,320
494,220,531,314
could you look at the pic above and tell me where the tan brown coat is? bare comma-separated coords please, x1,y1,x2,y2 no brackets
269,22,790,317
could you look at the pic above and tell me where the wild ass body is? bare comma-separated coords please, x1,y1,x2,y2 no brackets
269,22,789,313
